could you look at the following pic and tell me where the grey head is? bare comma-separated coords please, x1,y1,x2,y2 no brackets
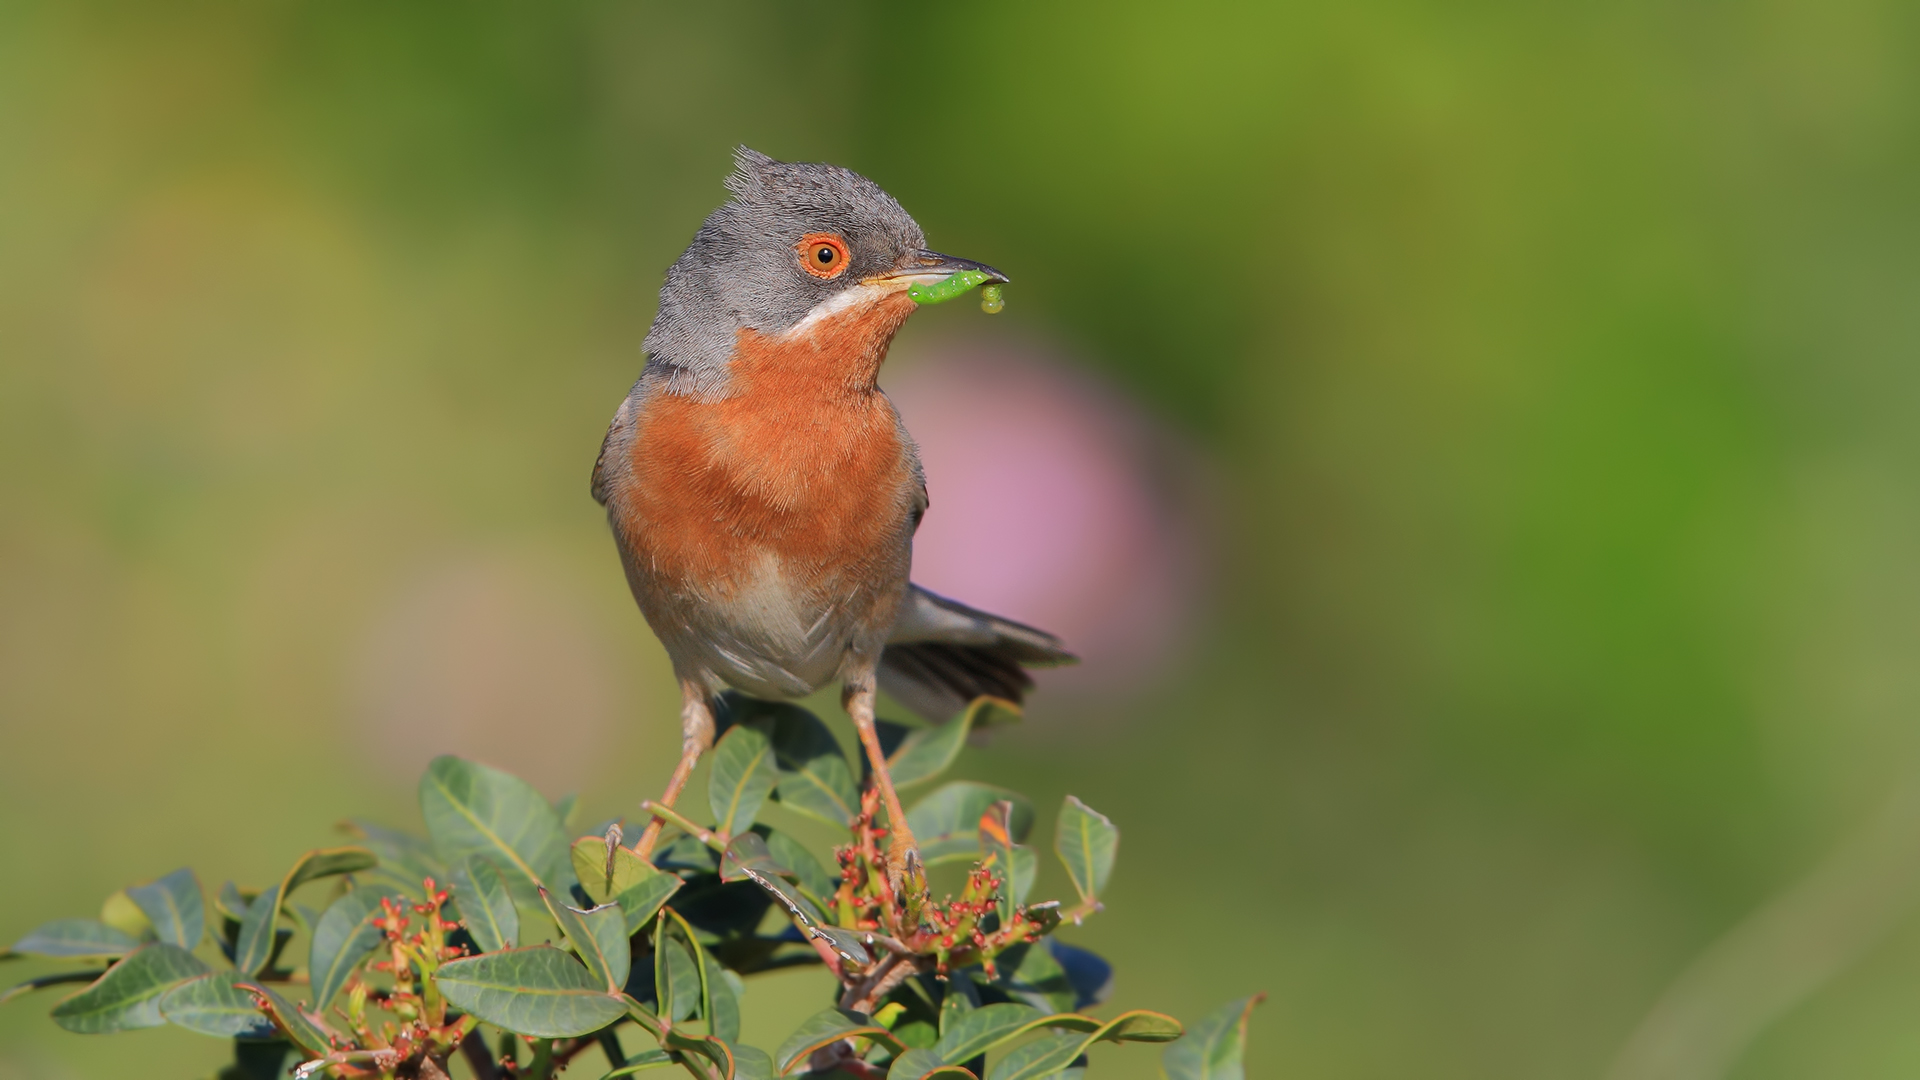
642,147,928,396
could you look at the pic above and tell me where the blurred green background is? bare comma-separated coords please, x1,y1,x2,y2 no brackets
5,1,1920,1077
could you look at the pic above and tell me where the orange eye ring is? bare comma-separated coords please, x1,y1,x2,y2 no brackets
797,233,851,279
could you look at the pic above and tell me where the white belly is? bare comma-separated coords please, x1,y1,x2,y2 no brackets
672,550,856,699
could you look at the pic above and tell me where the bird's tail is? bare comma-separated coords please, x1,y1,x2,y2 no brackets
878,585,1076,723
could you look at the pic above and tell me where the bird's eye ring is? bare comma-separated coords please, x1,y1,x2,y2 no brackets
797,233,851,279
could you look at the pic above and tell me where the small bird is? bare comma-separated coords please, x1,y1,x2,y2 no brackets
593,148,1074,876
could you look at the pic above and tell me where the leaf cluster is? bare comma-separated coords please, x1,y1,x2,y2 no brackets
3,694,1259,1080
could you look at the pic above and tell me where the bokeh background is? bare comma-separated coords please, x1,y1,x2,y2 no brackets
4,1,1920,1077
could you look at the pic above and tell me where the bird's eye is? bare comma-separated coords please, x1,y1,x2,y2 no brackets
797,233,851,279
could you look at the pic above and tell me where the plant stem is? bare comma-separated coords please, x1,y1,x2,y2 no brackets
637,800,725,852
527,1037,555,1080
1059,897,1104,925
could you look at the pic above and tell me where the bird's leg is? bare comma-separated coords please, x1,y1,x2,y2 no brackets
844,679,920,891
634,681,715,862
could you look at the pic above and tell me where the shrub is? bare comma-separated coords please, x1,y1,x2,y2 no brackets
3,695,1259,1079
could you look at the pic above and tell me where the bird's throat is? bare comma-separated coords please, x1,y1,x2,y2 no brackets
730,286,917,398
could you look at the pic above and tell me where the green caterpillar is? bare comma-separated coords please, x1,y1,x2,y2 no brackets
907,270,1005,313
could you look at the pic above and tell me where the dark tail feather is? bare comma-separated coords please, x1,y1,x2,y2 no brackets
878,585,1076,722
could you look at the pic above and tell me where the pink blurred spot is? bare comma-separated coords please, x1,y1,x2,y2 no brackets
884,337,1208,701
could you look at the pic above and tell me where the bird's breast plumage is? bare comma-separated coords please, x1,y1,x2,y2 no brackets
600,289,922,695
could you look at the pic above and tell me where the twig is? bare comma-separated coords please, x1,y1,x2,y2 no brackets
840,951,903,1012
292,1050,396,1080
849,954,923,1015
636,800,725,852
864,933,916,957
526,1038,555,1080
1059,898,1104,925
555,1036,605,1067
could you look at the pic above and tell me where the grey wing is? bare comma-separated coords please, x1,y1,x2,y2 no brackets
591,383,643,508
878,585,1077,723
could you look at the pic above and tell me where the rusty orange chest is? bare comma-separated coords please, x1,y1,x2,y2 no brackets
600,290,924,608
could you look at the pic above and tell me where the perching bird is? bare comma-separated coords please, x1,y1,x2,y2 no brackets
593,148,1074,875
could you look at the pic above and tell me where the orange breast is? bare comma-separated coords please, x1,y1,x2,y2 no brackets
613,289,920,601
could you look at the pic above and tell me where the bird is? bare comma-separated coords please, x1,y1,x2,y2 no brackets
592,147,1074,878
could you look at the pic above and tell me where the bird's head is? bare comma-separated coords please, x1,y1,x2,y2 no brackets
643,147,1006,394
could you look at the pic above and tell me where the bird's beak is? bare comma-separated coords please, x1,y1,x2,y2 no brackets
867,250,1009,304
879,250,1010,285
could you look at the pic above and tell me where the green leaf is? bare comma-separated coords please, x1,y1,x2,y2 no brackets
664,1030,737,1080
810,925,872,968
97,890,153,941
929,1005,1178,1075
653,917,700,1022
978,801,1034,923
886,704,977,789
892,1048,978,1079
994,943,1074,1014
708,721,778,836
1088,1009,1183,1044
158,971,276,1039
554,792,581,829
231,884,283,977
1053,797,1117,904
433,946,628,1038
907,783,1035,865
604,1049,674,1076
655,834,719,875
763,828,836,901
893,1016,938,1050
603,1049,675,1076
731,1043,775,1080
573,836,655,906
239,980,335,1056
1161,995,1260,1080
127,869,204,951
735,867,866,966
541,888,628,993
613,872,681,933
756,699,859,827
235,846,380,978
345,819,443,892
986,1032,1083,1080
718,830,785,882
933,1003,1043,1064
939,987,974,1035
450,856,519,954
700,951,741,1042
967,698,1024,731
7,919,137,960
420,755,572,906
1006,848,1038,908
0,971,101,1007
281,847,379,895
49,943,207,1033
620,991,667,1040
215,881,252,923
741,862,825,926
309,886,402,1011
944,1005,1181,1065
775,1008,907,1074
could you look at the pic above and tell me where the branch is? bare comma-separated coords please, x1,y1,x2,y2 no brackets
637,800,727,853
